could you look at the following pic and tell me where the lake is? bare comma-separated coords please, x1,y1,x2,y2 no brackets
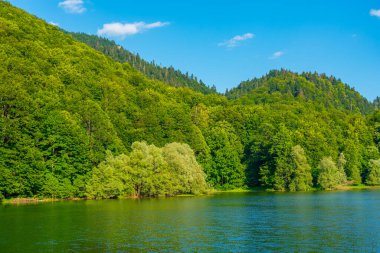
1,190,380,252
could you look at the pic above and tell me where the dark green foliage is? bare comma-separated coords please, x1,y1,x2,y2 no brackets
0,2,379,199
226,69,373,115
69,32,217,95
205,121,245,189
368,110,380,149
270,125,294,191
374,97,380,110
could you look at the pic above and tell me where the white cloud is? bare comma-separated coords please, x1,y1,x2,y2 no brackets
218,33,254,48
370,9,380,18
97,21,170,39
270,51,284,60
49,21,59,27
58,0,86,14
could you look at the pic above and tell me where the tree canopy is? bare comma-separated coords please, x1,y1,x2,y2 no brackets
0,1,380,199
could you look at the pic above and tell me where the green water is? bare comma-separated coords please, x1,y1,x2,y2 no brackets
1,191,380,252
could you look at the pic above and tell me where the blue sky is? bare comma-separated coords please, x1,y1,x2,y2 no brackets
7,0,380,100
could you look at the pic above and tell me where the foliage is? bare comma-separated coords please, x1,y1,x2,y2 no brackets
69,32,217,95
162,142,209,195
85,152,133,199
86,142,209,199
0,2,379,199
317,157,347,190
226,69,373,115
288,145,313,191
366,159,380,186
206,121,245,189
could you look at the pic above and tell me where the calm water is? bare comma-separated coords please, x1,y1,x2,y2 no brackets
1,191,380,253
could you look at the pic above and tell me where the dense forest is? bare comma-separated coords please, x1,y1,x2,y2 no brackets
226,70,373,114
69,32,217,95
1,1,380,200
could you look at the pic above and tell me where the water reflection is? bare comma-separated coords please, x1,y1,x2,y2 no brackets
1,191,380,252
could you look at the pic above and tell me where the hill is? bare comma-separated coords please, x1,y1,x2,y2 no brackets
69,32,217,95
226,69,373,114
0,1,379,199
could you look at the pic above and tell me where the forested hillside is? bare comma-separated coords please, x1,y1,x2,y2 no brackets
69,32,217,95
1,1,380,200
226,69,373,114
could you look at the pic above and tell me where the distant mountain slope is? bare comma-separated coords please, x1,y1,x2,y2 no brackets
226,69,373,114
69,32,217,95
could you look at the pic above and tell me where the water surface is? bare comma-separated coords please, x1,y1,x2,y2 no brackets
1,190,380,252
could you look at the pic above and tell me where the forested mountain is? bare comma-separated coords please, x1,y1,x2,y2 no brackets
69,32,217,95
226,69,373,114
1,1,380,200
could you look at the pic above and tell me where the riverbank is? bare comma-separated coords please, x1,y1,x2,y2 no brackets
213,185,380,194
211,187,266,194
335,184,380,191
1,197,82,205
2,185,380,205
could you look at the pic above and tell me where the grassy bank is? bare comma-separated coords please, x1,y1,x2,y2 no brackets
2,198,60,205
213,185,380,194
212,187,267,194
2,185,380,205
335,184,380,191
1,197,84,205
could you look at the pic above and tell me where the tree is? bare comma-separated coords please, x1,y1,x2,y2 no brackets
86,152,133,199
343,139,362,185
288,145,313,191
128,141,171,197
270,124,294,191
317,157,346,190
86,142,208,199
163,142,208,195
41,173,75,198
337,153,347,185
206,121,245,189
366,159,380,185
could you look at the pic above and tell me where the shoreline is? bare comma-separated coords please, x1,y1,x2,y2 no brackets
213,185,380,193
1,197,81,205
2,185,380,205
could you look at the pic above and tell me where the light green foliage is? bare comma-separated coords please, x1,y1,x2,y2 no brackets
41,173,75,199
337,153,348,185
163,142,208,195
288,145,313,191
366,159,380,185
86,142,208,199
128,142,171,197
318,157,347,190
86,152,133,199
